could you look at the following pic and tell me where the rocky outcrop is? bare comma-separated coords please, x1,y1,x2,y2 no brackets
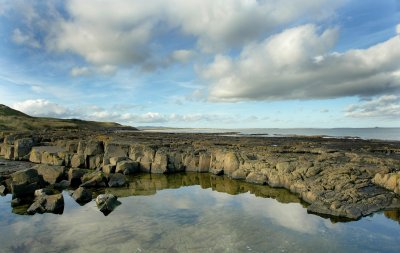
373,172,400,194
1,129,400,219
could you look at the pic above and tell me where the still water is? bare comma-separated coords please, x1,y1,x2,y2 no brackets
1,173,400,253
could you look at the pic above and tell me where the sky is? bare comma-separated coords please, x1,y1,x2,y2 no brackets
0,0,399,128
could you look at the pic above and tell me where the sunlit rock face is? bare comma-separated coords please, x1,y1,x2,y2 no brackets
1,129,400,219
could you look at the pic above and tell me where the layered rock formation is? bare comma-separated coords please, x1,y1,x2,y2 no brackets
0,129,400,219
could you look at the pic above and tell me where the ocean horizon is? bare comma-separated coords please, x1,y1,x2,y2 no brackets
139,127,400,141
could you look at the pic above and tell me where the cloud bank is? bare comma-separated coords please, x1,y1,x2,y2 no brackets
203,24,400,101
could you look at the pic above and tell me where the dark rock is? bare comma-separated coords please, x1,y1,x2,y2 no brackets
11,198,22,207
96,194,121,216
54,180,70,190
14,138,36,160
71,187,92,204
10,168,43,198
68,168,88,186
108,173,127,187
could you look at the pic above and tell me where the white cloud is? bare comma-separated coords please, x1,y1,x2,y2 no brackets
167,0,343,52
12,99,76,118
345,95,400,118
70,66,91,77
203,24,400,101
38,0,344,68
12,28,41,48
396,24,400,34
171,50,194,63
10,99,246,125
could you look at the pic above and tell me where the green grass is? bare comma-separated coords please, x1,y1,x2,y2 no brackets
0,104,137,132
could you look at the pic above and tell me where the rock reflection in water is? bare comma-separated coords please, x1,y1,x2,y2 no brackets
1,173,400,253
106,173,301,205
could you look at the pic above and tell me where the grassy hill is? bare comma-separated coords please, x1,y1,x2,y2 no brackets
0,104,138,132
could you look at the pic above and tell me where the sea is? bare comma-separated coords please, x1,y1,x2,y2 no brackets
139,127,400,141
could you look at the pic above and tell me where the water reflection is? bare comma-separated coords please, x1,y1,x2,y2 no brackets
0,173,400,253
105,173,302,204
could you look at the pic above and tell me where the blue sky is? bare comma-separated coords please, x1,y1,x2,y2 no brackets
0,0,399,128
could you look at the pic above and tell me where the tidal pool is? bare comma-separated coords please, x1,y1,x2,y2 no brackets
1,173,399,253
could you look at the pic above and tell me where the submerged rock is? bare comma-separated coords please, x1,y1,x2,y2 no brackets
96,194,121,215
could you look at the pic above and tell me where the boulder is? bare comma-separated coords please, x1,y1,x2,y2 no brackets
209,151,225,175
71,154,85,168
34,188,53,198
27,193,64,215
29,148,42,163
84,141,104,156
86,154,103,169
129,144,155,172
31,146,66,165
0,143,5,156
115,160,139,175
104,142,130,158
102,164,116,175
184,154,199,172
0,185,6,195
4,135,15,145
45,194,64,213
54,180,70,190
10,168,43,198
245,172,268,185
108,173,127,187
151,151,168,174
198,153,211,172
35,164,65,185
68,168,88,186
96,194,121,215
14,138,36,160
110,156,128,166
4,145,14,160
223,152,240,176
231,169,247,180
80,171,107,188
71,187,92,204
27,197,46,214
